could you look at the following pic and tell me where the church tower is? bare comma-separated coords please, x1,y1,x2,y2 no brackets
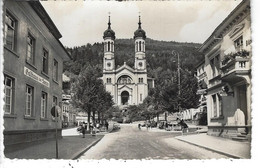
134,15,146,72
103,15,115,72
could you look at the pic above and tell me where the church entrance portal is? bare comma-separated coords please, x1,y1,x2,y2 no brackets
121,91,129,105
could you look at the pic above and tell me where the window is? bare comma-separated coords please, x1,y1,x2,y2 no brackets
139,78,143,83
210,58,215,78
41,92,47,118
4,11,16,50
42,49,49,74
25,85,34,116
4,75,14,114
215,55,220,76
136,42,138,52
53,59,58,82
107,78,111,84
234,36,243,51
139,41,141,51
111,42,114,52
210,55,220,78
52,96,58,120
212,94,222,118
27,33,35,65
212,95,217,117
53,96,58,106
108,41,110,52
218,94,223,116
140,94,143,102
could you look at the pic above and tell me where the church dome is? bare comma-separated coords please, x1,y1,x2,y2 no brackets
134,16,146,39
103,16,115,40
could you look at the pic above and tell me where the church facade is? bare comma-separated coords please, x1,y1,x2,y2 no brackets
102,16,154,106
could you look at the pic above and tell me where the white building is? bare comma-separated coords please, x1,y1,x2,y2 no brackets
102,16,154,107
199,0,251,140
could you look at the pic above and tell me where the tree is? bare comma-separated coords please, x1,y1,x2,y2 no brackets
72,64,113,125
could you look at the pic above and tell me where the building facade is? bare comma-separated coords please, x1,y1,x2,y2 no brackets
62,74,76,127
3,0,71,146
102,16,154,107
199,0,251,139
195,61,208,125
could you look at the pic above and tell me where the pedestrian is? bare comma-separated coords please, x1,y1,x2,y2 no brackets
138,123,141,130
177,118,188,134
105,120,109,132
89,122,93,135
81,122,86,138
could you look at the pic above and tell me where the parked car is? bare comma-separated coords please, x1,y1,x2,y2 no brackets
113,123,121,130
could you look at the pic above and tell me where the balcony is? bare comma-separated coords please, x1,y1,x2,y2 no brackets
221,50,250,82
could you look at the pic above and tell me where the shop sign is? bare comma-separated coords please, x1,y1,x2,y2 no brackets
24,67,50,87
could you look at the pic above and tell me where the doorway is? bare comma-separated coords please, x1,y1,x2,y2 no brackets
121,91,129,105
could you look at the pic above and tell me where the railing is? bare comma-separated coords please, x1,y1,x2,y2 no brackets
221,50,250,78
221,56,250,76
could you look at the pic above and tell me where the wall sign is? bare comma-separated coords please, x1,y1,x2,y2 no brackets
24,67,50,87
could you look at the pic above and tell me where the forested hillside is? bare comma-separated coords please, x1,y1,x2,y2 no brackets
64,38,204,77
65,38,204,118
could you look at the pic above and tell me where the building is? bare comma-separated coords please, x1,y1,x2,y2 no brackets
102,16,154,107
199,0,251,139
3,0,71,146
62,74,76,127
195,61,208,125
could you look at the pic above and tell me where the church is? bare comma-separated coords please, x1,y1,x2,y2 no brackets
102,16,154,106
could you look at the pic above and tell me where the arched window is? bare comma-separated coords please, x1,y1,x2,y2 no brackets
111,42,114,52
136,42,138,52
117,75,132,84
108,41,110,52
143,42,145,52
139,41,141,51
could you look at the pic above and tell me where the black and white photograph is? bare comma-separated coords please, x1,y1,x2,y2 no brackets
0,0,259,167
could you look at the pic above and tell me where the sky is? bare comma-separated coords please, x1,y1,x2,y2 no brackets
41,0,242,47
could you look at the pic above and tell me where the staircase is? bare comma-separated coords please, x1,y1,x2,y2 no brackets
231,132,250,142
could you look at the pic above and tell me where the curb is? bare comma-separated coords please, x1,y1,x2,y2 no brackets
175,137,244,159
71,137,103,160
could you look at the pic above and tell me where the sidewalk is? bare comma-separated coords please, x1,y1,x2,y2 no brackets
175,133,251,159
4,134,104,160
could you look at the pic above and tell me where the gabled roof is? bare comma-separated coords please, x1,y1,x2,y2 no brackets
116,62,135,74
199,0,250,53
118,85,133,90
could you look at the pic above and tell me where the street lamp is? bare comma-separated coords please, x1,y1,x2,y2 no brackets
172,50,181,113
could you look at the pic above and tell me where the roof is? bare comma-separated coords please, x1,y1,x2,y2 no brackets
195,60,205,69
199,0,250,53
28,1,72,60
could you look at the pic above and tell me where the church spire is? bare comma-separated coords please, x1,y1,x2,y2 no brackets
108,13,111,29
138,15,142,29
103,12,115,40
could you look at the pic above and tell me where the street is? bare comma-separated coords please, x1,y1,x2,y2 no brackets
79,124,228,159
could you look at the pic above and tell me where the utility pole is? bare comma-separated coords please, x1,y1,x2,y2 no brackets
172,50,181,113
